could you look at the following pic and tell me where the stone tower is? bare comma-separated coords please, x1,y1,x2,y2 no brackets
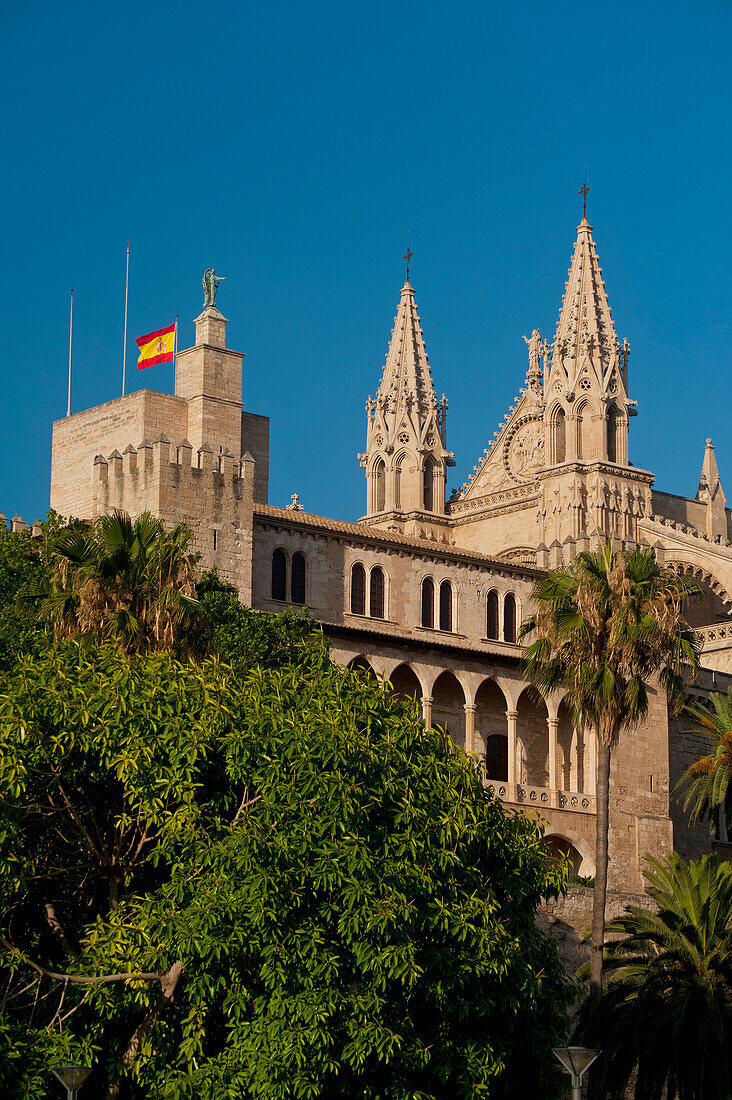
537,216,653,559
359,273,454,538
696,438,728,540
174,305,244,457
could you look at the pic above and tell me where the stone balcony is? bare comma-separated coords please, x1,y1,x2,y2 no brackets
485,779,596,815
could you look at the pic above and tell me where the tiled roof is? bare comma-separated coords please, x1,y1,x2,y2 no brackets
253,503,541,577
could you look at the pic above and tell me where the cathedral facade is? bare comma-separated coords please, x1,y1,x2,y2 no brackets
47,213,732,901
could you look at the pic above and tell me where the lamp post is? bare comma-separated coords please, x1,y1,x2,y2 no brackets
553,1045,601,1100
51,1065,92,1100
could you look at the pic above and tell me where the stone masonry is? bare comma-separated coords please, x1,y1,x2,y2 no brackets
42,212,732,915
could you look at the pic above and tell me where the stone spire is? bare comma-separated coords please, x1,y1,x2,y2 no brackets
376,278,438,421
360,275,453,523
545,216,634,466
697,438,728,539
552,217,618,370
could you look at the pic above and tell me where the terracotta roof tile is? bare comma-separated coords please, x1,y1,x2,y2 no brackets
253,503,541,576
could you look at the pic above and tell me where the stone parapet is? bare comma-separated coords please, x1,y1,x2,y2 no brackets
92,437,256,602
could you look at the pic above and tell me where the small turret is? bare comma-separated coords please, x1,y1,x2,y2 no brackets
697,438,728,539
360,259,454,531
544,215,633,467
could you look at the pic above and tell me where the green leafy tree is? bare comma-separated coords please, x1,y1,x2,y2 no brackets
580,853,732,1100
0,512,71,670
0,630,570,1099
40,511,200,653
196,567,321,670
676,687,732,829
520,544,699,1004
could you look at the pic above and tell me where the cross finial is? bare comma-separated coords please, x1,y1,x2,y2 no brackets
402,232,413,282
578,167,591,219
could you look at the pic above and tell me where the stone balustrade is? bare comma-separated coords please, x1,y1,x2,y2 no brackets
485,779,596,815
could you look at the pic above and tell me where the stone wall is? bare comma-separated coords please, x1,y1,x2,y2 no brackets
92,443,255,602
242,411,269,504
51,390,187,520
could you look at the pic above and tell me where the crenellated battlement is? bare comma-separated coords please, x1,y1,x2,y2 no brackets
92,435,255,497
91,434,256,602
0,513,43,536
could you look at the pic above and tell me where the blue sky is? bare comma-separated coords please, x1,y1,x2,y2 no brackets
1,0,730,523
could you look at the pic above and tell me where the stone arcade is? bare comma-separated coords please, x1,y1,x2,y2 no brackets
44,212,732,919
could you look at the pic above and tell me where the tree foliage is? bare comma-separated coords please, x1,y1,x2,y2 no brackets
0,629,570,1099
676,687,732,828
0,515,66,670
580,854,732,1100
520,544,700,1004
40,511,200,653
196,568,321,671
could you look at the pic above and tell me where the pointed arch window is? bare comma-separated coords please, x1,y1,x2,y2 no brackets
370,567,385,619
350,563,366,615
423,459,435,512
421,578,434,628
394,454,404,510
503,593,516,643
486,590,499,639
291,553,306,605
553,407,566,464
271,549,287,601
607,405,619,463
576,402,586,460
374,459,386,513
439,581,453,632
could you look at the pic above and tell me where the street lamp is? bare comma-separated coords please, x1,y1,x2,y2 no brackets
51,1065,92,1100
553,1045,601,1100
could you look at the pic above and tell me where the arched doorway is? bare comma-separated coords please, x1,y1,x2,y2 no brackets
517,687,549,787
544,835,593,878
348,655,376,680
473,678,508,761
431,671,465,748
683,577,731,628
388,663,422,706
557,698,586,792
485,734,508,782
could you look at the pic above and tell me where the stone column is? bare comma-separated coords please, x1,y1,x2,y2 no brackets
548,716,559,794
421,695,433,728
506,709,518,797
464,703,476,754
587,727,597,794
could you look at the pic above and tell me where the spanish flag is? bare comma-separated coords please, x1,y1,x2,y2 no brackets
136,322,176,370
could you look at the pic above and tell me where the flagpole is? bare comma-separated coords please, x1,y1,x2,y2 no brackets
173,314,178,392
122,241,130,397
67,289,74,417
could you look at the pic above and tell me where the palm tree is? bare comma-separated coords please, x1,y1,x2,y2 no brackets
40,511,201,653
520,544,700,1005
581,853,732,1100
676,687,732,832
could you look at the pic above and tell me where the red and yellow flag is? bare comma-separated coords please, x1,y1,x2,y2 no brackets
136,322,175,370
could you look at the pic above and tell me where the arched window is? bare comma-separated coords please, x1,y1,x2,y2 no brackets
370,566,385,619
291,553,306,604
421,578,434,628
486,590,499,639
607,405,618,463
485,734,508,781
374,459,386,513
423,459,434,512
576,402,587,460
350,563,366,615
439,580,453,632
394,454,404,510
503,592,516,643
271,548,287,601
553,407,566,464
